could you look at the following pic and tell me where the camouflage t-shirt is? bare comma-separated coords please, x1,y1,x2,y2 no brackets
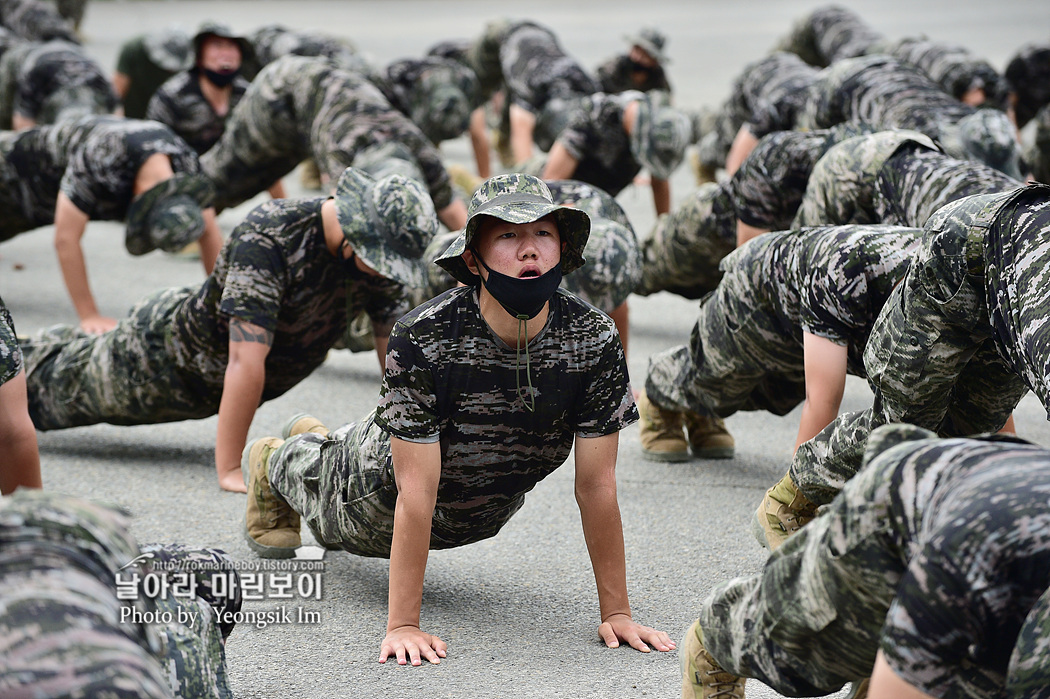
1,40,116,125
595,54,671,95
375,286,637,544
4,115,199,224
721,51,819,141
877,146,1022,228
740,225,920,374
0,295,22,384
169,197,411,397
145,70,249,155
557,92,638,196
801,54,973,138
733,124,871,230
878,440,1050,695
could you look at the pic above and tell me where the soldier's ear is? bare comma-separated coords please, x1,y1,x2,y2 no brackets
463,249,479,275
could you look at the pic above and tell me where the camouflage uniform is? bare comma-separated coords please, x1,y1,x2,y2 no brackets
0,115,203,243
241,23,376,82
0,490,240,698
794,129,1021,229
377,56,481,145
788,185,1050,507
797,54,1022,178
701,426,1050,698
115,29,192,120
21,196,412,430
146,70,250,155
645,225,920,419
1023,105,1050,185
269,286,637,557
595,54,671,96
873,36,1008,107
637,124,867,298
772,4,882,67
696,51,819,174
421,179,640,314
468,19,597,111
0,293,21,384
0,0,77,43
0,39,117,128
200,55,454,213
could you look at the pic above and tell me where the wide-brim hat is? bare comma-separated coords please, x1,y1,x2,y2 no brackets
143,27,193,71
435,173,590,286
629,95,691,180
333,167,437,290
125,173,215,256
192,22,253,64
624,27,669,65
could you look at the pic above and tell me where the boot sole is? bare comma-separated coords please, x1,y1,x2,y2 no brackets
641,447,692,462
243,516,299,559
691,446,735,459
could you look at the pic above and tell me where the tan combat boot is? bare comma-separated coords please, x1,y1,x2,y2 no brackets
243,437,301,558
281,413,330,439
681,620,746,699
751,473,818,551
683,411,735,459
638,390,690,462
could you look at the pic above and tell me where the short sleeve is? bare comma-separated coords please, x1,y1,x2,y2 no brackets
573,321,639,437
217,231,287,333
375,323,441,443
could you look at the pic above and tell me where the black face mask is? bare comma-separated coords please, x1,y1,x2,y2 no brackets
629,59,655,75
473,252,562,320
202,68,239,87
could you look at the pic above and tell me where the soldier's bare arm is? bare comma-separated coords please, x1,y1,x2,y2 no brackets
214,319,273,493
198,207,223,274
381,437,445,666
0,370,41,494
53,193,115,334
469,107,491,178
542,141,580,181
869,651,937,699
796,332,849,453
437,199,467,231
724,125,760,177
650,177,670,216
574,432,674,653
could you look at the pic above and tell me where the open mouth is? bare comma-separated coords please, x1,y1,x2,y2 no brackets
519,270,540,278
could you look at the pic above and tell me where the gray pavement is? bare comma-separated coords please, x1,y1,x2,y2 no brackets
2,1,1049,697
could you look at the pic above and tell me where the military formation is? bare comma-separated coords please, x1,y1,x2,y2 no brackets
1,2,1050,697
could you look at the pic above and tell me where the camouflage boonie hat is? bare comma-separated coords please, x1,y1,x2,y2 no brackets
143,26,193,71
333,167,437,290
192,22,253,64
561,219,641,311
125,173,215,256
947,109,1023,180
412,60,479,143
625,27,669,65
630,94,691,179
435,173,591,285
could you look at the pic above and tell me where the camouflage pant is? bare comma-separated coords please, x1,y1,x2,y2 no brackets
21,286,223,430
789,224,1026,505
0,490,239,699
700,428,1016,697
645,245,806,419
636,182,736,298
269,413,399,558
791,131,937,229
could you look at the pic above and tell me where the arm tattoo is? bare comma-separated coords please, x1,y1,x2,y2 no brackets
229,320,274,346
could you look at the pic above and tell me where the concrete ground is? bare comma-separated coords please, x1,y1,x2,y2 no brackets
1,0,1048,697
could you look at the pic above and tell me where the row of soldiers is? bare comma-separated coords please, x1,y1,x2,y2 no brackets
2,3,1050,697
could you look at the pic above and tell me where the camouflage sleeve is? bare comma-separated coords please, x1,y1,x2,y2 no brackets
797,270,855,346
376,323,441,443
217,228,288,333
556,104,595,162
144,83,178,127
573,318,638,436
0,297,23,384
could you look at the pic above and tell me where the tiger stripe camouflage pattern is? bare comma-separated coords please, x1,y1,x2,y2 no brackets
789,185,1050,506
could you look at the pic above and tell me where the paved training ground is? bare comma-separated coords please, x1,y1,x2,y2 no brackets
1,1,1047,696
